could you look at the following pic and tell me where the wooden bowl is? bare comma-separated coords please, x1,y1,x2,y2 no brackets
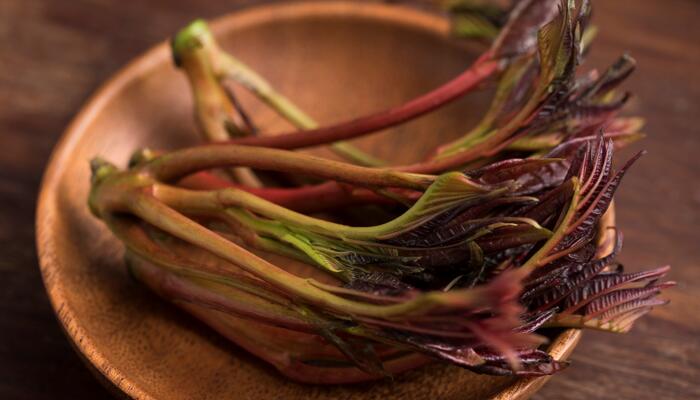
36,2,585,399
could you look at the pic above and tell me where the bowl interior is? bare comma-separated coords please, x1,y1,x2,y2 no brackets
37,3,575,399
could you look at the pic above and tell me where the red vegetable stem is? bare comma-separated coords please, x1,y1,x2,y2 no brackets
227,55,498,150
179,172,394,213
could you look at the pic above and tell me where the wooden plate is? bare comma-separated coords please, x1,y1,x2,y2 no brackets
36,2,582,399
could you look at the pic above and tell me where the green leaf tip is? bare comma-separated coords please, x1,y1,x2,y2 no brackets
171,19,214,67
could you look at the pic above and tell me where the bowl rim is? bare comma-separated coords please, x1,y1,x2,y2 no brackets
35,2,581,399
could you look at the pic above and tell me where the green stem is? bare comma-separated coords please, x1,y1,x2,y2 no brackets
178,172,393,213
145,144,434,189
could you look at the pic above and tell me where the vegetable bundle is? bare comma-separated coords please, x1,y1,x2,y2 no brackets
88,0,672,383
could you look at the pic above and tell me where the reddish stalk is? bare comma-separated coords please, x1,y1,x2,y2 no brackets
179,172,394,213
226,55,499,150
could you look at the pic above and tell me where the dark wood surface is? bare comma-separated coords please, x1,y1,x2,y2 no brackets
1,0,698,399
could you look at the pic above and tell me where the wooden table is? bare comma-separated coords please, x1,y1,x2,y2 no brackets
1,0,698,398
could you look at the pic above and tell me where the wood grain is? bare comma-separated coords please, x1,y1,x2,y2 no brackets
1,0,698,399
